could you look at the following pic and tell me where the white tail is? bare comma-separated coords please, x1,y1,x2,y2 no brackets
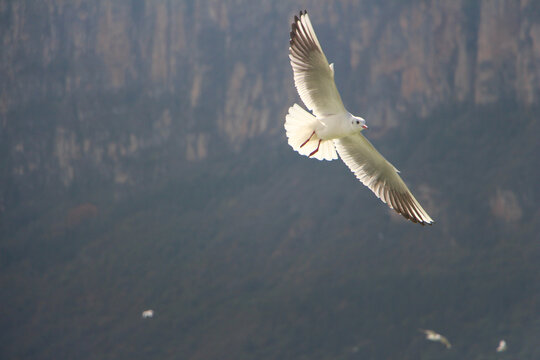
284,104,337,161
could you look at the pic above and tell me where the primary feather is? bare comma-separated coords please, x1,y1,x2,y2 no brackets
289,11,346,117
335,134,433,224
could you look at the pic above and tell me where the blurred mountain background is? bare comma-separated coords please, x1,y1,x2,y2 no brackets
1,0,540,359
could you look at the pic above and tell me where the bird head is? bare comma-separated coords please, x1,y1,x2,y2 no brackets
351,116,368,131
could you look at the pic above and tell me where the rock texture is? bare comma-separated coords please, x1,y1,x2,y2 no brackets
1,3,540,360
1,0,539,207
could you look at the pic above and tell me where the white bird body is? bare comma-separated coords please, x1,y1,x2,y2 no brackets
285,10,433,225
315,113,363,140
420,329,451,349
426,332,441,341
496,339,507,352
141,309,154,319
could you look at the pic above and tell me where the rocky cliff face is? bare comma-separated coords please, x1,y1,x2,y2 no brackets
1,0,539,209
2,2,540,359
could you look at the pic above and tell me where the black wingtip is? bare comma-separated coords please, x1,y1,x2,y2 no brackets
394,207,434,226
289,20,297,41
290,15,299,42
292,10,307,24
291,10,309,41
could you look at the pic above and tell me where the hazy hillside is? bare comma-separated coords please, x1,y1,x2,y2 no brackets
1,1,540,359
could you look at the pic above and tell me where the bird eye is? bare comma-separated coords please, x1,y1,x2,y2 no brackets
356,120,360,124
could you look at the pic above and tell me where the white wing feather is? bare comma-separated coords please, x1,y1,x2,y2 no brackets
334,134,433,225
289,11,346,117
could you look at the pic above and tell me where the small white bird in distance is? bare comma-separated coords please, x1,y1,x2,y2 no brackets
419,329,452,349
496,339,507,352
285,10,434,225
141,309,154,319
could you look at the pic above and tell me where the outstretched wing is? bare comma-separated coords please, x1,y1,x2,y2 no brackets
439,336,452,349
289,11,346,117
420,329,436,337
335,133,434,225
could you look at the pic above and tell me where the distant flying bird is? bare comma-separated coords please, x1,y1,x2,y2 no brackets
496,339,507,352
285,10,433,225
419,329,452,349
141,309,154,319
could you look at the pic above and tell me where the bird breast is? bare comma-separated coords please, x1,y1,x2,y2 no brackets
315,113,356,140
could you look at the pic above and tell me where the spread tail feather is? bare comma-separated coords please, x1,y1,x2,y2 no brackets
285,104,337,161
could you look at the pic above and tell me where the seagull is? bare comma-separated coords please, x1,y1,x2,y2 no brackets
419,329,452,349
141,309,154,319
285,10,434,225
496,339,507,352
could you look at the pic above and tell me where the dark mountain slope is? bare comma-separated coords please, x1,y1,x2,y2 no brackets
2,105,539,359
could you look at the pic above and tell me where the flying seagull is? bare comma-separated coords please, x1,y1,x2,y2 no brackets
419,329,452,349
141,309,154,319
496,339,507,352
285,10,434,225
